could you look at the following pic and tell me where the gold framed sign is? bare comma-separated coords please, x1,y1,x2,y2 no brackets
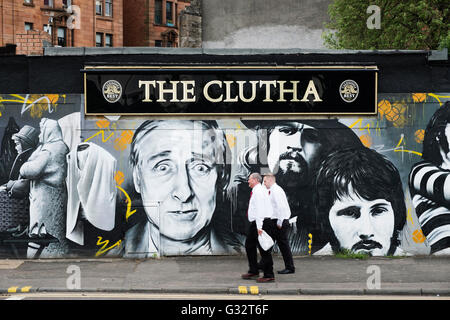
83,65,378,116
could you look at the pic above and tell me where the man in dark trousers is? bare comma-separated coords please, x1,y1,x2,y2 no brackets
241,172,276,283
263,173,295,274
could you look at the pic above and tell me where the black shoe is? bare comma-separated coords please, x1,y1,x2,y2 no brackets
277,269,295,274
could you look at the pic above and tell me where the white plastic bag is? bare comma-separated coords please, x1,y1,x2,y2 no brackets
258,230,274,251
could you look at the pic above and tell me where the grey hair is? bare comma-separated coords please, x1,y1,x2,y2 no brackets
249,172,262,183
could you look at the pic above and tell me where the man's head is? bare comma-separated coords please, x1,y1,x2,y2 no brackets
313,147,406,256
422,101,450,166
248,172,262,189
241,120,362,188
129,120,231,242
263,173,276,189
267,122,321,183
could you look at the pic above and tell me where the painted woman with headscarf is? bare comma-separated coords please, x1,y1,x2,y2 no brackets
20,118,70,258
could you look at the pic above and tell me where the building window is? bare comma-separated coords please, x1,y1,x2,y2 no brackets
175,3,178,26
24,22,33,31
62,0,72,7
96,0,102,15
57,27,66,47
105,34,112,47
96,33,103,47
155,40,162,47
96,1,112,17
44,0,53,7
23,0,33,5
162,30,177,47
154,0,162,25
105,0,113,17
166,1,173,26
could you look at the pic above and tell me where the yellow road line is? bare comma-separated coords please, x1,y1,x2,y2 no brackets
7,286,19,293
250,286,259,295
238,286,248,294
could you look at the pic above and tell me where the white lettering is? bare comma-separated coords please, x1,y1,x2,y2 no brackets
139,80,156,102
181,80,196,102
277,80,300,102
203,80,223,102
157,80,180,102
301,80,322,102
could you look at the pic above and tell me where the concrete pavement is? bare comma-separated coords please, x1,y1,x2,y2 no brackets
0,254,449,297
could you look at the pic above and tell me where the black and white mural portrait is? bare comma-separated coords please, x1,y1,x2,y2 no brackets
409,101,450,255
0,92,448,258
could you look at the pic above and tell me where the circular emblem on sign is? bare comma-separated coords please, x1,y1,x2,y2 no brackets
102,80,122,103
339,80,359,103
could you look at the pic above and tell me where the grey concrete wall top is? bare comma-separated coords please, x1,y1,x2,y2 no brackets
43,46,437,57
202,0,333,49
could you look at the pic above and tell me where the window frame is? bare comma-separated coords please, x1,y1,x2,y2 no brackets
105,0,113,17
166,1,174,26
44,0,54,7
24,22,33,31
96,32,103,47
105,33,113,47
154,0,162,25
95,0,103,15
57,27,66,47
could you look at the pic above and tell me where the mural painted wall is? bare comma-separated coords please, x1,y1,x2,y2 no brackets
0,92,449,258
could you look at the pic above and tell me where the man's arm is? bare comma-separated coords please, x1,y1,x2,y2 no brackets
275,187,291,228
247,187,264,232
409,161,450,207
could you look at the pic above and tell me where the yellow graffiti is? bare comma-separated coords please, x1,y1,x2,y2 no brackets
114,171,125,186
414,129,425,144
116,185,137,221
407,208,414,225
393,135,422,156
84,130,114,143
377,99,408,128
349,118,371,135
225,133,237,148
0,94,65,118
114,130,133,151
412,93,426,103
95,237,122,257
412,229,426,244
96,119,110,129
428,93,450,106
359,134,372,148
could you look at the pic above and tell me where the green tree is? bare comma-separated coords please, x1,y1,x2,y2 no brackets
323,0,450,50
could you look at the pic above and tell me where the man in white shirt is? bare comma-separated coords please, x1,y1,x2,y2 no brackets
241,172,276,283
264,173,295,274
